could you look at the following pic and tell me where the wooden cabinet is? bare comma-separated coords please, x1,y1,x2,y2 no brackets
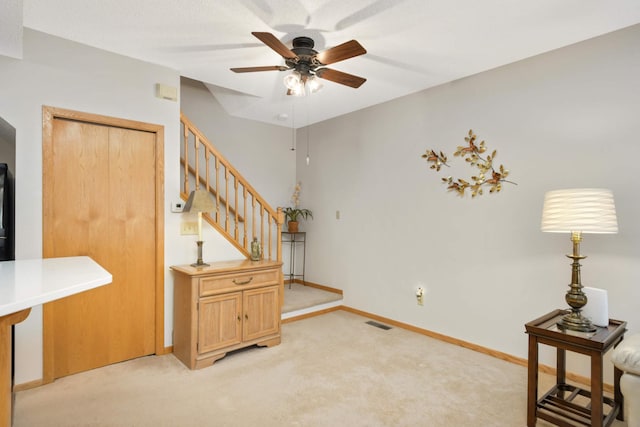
171,259,282,369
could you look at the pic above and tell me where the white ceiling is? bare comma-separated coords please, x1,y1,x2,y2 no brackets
4,0,640,128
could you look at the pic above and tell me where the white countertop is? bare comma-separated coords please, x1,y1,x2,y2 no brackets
0,256,112,317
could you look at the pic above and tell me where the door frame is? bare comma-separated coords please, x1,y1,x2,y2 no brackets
41,106,165,384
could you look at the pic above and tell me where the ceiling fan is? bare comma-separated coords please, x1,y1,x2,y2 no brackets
230,32,367,95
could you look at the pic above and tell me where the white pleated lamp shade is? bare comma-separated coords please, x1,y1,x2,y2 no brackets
541,188,618,234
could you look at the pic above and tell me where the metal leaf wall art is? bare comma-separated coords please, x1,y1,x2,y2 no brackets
422,130,517,197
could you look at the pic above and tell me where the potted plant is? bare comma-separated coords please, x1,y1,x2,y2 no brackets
283,182,312,232
282,207,312,232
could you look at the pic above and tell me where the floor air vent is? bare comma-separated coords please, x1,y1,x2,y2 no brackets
366,320,392,330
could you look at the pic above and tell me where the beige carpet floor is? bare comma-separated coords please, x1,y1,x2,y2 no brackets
282,283,342,313
14,310,627,426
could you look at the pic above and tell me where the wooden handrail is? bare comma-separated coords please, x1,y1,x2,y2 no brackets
180,112,283,262
181,159,244,223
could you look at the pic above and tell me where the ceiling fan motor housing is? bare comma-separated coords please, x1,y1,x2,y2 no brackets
287,36,322,75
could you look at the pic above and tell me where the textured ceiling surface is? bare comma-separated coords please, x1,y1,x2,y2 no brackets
4,1,640,127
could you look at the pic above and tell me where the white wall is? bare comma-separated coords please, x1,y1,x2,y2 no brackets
0,29,293,385
180,78,295,209
296,24,640,382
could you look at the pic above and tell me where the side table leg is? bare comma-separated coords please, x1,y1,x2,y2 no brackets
614,365,624,421
591,352,604,427
527,335,538,427
301,234,306,285
557,347,566,398
289,237,295,289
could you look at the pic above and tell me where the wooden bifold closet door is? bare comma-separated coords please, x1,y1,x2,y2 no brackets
42,107,164,381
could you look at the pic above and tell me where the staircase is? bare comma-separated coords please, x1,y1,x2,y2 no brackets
180,112,283,262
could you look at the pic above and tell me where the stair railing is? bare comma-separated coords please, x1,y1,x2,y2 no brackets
180,112,283,262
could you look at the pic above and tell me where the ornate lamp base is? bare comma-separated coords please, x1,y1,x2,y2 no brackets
557,231,596,333
557,311,596,333
191,241,209,267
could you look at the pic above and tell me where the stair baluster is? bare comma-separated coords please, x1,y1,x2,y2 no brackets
180,112,283,262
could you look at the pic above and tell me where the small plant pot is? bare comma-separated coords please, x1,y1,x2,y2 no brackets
287,221,299,233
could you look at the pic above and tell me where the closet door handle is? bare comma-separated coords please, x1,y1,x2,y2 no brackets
233,277,253,285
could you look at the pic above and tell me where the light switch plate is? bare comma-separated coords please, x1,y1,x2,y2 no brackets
180,222,198,235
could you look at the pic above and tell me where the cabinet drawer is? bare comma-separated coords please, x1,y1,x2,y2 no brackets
199,268,279,296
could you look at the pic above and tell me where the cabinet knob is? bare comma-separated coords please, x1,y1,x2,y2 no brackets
237,315,241,322
233,277,253,285
245,314,249,320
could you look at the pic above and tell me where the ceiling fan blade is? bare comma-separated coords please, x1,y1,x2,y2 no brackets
230,65,289,73
335,0,405,31
251,32,298,59
316,68,366,88
316,40,366,65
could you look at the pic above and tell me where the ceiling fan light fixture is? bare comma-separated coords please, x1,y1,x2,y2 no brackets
283,71,301,90
290,83,305,97
307,75,323,94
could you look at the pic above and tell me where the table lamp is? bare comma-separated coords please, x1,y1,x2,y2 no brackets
541,188,618,332
184,189,215,267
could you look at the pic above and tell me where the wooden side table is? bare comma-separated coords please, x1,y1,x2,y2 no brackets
525,309,627,427
281,232,306,287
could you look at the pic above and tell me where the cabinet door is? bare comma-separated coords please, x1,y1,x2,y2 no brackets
243,285,280,342
198,292,242,354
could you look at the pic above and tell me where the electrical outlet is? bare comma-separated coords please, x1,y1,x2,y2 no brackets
416,287,425,306
180,221,198,235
